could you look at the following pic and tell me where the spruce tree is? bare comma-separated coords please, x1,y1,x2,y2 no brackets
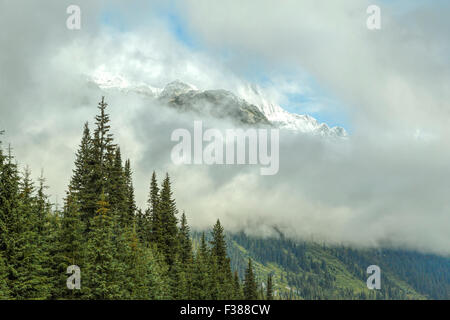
210,219,234,299
179,212,193,264
243,258,258,300
55,189,86,299
124,224,169,299
192,233,213,299
158,173,179,267
9,167,51,299
83,193,124,299
69,122,100,230
90,97,116,220
0,145,20,297
0,138,9,300
93,97,116,181
124,159,136,220
178,212,193,298
148,171,161,245
107,147,129,228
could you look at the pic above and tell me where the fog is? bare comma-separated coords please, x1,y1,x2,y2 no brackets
0,1,449,255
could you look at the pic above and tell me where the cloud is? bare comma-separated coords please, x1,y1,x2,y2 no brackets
0,1,449,255
178,0,450,135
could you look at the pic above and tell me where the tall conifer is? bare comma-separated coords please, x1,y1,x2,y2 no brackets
244,258,258,300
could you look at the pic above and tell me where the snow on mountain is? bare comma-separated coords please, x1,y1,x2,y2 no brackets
158,80,198,99
238,84,347,137
90,67,162,97
89,72,347,137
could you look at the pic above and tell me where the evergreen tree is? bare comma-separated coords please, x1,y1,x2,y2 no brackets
266,274,274,300
179,212,193,265
158,173,179,267
243,258,258,300
0,141,9,299
148,171,161,245
83,193,124,299
0,103,251,301
178,212,193,299
93,97,116,182
8,167,51,299
124,159,136,220
192,233,213,299
210,219,233,299
107,147,129,228
55,189,86,299
90,97,117,224
69,122,97,225
233,271,242,299
122,223,168,299
0,252,9,299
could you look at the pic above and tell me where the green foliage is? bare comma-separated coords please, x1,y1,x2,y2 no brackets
158,174,179,267
243,258,258,300
0,252,9,299
266,273,274,300
2,98,448,301
227,232,450,300
210,219,234,299
83,194,125,299
148,171,161,245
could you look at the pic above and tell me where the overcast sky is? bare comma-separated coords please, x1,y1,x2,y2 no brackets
0,0,449,255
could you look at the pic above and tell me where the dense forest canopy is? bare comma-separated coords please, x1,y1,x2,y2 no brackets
0,97,264,300
0,98,448,300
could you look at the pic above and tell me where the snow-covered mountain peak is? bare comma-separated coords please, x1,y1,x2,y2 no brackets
238,83,347,138
89,72,347,138
91,68,130,90
159,80,197,99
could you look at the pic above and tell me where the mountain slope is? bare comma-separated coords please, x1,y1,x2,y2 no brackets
225,232,449,300
90,71,347,137
193,231,449,300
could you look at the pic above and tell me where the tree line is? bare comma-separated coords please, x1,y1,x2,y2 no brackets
0,97,272,300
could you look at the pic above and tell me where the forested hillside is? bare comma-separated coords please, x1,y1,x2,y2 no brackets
223,232,450,300
0,97,448,300
0,97,255,300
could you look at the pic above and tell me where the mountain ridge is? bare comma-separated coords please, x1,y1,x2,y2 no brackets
89,71,347,137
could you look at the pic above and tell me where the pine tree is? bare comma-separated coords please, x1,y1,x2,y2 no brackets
243,258,258,300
